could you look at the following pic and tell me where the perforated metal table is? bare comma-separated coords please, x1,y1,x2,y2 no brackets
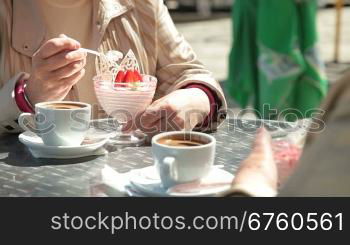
0,119,303,197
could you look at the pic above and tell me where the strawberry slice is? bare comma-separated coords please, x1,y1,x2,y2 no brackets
133,70,142,82
115,70,126,83
124,70,136,83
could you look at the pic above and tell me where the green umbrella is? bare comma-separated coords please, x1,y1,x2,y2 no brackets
227,0,328,121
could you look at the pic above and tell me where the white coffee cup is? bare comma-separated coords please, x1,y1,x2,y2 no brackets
18,101,91,146
152,131,216,189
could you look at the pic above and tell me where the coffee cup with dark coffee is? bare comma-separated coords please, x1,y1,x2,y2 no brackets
152,131,216,189
18,101,91,146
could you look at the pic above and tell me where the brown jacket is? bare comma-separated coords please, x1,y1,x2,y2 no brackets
0,0,227,133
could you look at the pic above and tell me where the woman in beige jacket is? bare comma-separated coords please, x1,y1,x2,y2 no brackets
0,0,227,134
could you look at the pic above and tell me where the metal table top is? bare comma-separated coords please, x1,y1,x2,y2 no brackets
0,119,304,197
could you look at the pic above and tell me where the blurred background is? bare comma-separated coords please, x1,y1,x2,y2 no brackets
165,0,350,88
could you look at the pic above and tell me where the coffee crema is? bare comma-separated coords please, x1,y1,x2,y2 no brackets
157,138,206,147
44,103,87,110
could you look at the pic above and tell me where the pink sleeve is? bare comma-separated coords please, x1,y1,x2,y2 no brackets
14,79,34,113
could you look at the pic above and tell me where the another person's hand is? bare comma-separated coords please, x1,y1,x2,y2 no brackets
130,88,210,137
231,128,278,197
25,34,87,105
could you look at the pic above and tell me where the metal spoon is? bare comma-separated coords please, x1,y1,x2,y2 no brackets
79,48,101,57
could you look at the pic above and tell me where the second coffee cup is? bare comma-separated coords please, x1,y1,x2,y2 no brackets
152,131,216,189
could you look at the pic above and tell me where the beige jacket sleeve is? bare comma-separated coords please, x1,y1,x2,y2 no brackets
279,72,350,196
0,72,28,134
224,73,350,197
154,1,227,125
0,1,28,134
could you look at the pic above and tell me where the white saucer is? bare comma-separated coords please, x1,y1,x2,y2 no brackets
128,166,234,197
19,131,109,159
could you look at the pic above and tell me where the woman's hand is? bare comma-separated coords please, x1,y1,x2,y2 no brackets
25,34,87,105
130,88,210,137
231,128,278,196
